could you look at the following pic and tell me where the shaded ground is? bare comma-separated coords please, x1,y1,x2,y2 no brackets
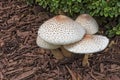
0,0,120,80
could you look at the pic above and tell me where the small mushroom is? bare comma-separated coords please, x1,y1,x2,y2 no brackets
37,15,86,60
64,34,109,66
36,36,60,49
74,14,100,66
75,14,99,34
36,36,64,60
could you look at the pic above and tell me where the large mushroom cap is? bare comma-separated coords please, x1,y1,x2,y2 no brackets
75,14,99,34
63,34,109,54
38,15,85,45
36,36,60,49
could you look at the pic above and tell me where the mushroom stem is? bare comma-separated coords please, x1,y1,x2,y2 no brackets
51,49,64,60
82,54,90,66
60,47,72,58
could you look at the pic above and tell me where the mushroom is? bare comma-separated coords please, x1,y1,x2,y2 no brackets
36,36,64,60
74,14,100,66
64,34,109,66
36,36,60,49
37,15,86,60
38,15,86,45
75,14,99,34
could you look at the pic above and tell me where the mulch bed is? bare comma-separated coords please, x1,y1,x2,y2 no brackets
0,0,120,80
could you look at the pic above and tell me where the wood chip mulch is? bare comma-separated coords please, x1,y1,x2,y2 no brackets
0,0,120,80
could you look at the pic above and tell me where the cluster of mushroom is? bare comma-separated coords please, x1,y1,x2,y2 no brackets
36,14,109,66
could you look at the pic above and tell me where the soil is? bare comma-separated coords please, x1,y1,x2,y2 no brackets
0,0,120,80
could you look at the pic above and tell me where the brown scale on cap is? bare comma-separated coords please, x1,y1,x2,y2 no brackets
78,14,92,21
54,15,71,22
83,34,93,40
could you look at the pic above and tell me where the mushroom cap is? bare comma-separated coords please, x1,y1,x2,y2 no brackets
75,14,99,34
38,15,85,45
63,34,109,54
36,36,60,49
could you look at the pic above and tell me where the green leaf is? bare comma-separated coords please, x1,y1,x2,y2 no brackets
117,2,120,7
77,0,82,2
35,0,119,17
116,31,120,35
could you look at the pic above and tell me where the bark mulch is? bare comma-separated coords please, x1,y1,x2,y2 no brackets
0,0,120,80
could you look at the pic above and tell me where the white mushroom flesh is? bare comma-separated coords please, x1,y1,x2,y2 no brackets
64,34,109,54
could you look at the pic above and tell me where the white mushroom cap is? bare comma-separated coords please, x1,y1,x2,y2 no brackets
75,14,99,34
36,36,60,49
63,34,109,54
38,15,86,45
